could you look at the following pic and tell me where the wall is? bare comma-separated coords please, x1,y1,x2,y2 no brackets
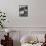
32,0,46,27
0,0,46,27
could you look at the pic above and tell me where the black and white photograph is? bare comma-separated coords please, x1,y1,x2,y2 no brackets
19,5,28,17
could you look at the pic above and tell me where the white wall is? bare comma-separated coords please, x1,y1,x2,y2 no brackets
0,0,46,35
32,0,46,27
0,0,46,27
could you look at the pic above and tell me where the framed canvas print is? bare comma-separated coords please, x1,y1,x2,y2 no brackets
19,5,28,17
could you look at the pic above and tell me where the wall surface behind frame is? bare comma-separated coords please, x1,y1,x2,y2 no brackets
0,0,46,27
